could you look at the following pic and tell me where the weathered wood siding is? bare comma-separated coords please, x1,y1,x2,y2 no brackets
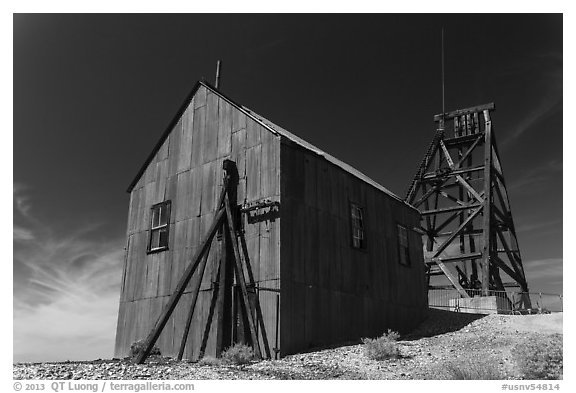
115,86,281,360
279,140,427,356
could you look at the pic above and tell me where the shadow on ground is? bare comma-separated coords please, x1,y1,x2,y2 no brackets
403,308,486,340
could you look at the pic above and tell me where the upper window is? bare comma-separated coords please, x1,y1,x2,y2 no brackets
350,203,366,249
148,201,171,253
397,224,410,266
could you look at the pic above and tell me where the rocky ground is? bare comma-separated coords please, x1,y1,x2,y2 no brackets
13,309,563,380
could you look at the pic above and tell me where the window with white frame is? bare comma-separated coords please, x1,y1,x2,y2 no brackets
350,203,366,249
148,201,171,253
397,224,410,266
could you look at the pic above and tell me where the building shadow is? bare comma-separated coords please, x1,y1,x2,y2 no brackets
402,308,487,340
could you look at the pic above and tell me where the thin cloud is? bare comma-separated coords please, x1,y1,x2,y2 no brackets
524,258,563,278
500,95,562,147
507,159,562,192
523,258,563,294
499,51,562,147
515,218,562,234
14,289,120,363
14,226,35,241
13,187,125,363
13,183,32,219
13,235,124,362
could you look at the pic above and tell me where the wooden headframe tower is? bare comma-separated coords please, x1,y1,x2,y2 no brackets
405,103,530,306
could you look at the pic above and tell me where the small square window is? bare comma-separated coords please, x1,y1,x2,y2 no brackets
397,224,410,266
148,201,171,253
350,203,365,249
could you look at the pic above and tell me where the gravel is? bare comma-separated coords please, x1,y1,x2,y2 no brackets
13,309,563,380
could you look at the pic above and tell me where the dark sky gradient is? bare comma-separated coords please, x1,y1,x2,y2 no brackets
13,14,562,362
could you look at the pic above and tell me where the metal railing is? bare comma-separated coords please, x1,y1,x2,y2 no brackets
428,288,563,314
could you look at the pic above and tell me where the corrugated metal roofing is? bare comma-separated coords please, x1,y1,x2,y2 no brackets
128,81,415,210
239,105,408,205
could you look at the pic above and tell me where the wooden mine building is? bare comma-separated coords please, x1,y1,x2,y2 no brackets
114,80,428,360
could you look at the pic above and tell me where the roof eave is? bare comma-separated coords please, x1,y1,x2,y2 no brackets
126,80,204,193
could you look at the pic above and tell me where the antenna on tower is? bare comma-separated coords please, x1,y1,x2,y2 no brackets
441,28,446,128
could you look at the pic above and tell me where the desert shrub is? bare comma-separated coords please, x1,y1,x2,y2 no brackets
512,334,563,380
221,343,255,365
129,339,161,358
197,356,222,366
362,329,401,360
444,360,505,380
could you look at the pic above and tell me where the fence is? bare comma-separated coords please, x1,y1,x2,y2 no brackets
428,288,563,314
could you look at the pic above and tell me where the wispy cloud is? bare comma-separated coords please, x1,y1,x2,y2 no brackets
14,226,35,241
500,95,562,147
246,38,289,55
507,159,562,192
499,51,562,147
523,258,563,293
13,184,125,363
13,183,32,219
515,217,562,234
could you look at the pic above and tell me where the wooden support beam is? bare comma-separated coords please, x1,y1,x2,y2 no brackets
427,252,483,264
435,210,463,233
414,183,443,208
438,228,483,237
423,165,484,179
421,203,482,216
421,183,434,251
495,229,526,283
433,102,494,121
434,260,470,298
444,133,484,147
432,183,440,229
481,109,492,296
492,165,506,185
135,207,226,364
439,140,455,167
214,222,229,356
455,175,484,204
224,193,262,359
492,204,509,225
177,244,211,360
438,190,467,206
492,176,511,217
176,174,232,361
492,254,526,287
439,139,484,205
455,135,484,168
433,206,483,258
455,265,469,287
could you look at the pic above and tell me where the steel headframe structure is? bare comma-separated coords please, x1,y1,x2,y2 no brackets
405,103,531,308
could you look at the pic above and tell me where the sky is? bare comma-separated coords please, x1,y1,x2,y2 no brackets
13,13,563,363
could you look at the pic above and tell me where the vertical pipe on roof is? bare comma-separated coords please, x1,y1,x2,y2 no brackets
215,60,222,89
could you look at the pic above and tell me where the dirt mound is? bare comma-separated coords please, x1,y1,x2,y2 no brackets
504,312,562,334
13,309,563,380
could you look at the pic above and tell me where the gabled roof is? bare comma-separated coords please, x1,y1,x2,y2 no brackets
127,81,413,209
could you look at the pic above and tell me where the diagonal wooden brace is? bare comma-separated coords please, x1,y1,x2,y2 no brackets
177,242,212,360
224,192,262,359
135,207,226,364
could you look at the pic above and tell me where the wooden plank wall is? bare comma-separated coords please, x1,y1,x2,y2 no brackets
280,141,427,356
115,86,281,360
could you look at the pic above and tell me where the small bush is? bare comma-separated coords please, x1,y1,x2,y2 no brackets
512,334,563,380
129,339,161,358
197,356,222,366
221,343,255,365
362,329,401,360
444,360,505,380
